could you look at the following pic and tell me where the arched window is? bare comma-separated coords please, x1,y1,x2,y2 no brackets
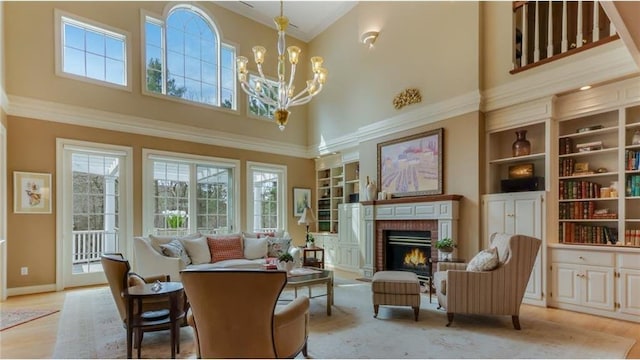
144,5,235,109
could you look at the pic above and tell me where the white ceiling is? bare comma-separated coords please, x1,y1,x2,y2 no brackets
213,1,358,42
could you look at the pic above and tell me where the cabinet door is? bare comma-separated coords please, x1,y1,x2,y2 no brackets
582,265,615,311
524,252,543,301
513,196,542,238
619,268,640,316
483,197,510,247
552,262,581,305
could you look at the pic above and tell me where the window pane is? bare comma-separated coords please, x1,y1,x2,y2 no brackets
221,89,233,108
105,37,123,61
185,56,201,80
202,41,216,64
146,46,162,66
202,83,216,105
86,53,105,80
167,51,184,77
169,75,186,97
221,67,233,88
86,31,105,56
185,78,202,102
63,47,85,76
106,58,125,85
185,34,201,59
64,23,85,50
145,21,162,48
166,27,184,53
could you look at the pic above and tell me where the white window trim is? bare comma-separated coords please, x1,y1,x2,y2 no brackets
246,161,288,232
54,9,132,91
55,138,134,290
139,6,239,112
142,149,241,236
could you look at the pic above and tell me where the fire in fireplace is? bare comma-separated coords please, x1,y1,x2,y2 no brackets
385,230,431,280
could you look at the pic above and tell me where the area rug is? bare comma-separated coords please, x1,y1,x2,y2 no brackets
1,309,59,331
53,278,635,359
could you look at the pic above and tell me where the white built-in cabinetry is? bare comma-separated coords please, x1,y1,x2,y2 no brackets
483,191,545,305
315,203,362,272
549,247,640,322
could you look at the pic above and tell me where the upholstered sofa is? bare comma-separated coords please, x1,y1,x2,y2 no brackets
133,232,297,281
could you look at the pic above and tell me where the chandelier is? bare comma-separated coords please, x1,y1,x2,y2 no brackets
236,1,328,131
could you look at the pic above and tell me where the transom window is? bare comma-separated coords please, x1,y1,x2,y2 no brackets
247,162,287,232
57,11,128,88
143,150,240,236
248,74,277,120
144,5,236,109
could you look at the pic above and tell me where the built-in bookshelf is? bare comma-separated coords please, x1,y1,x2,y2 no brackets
557,105,640,247
315,155,359,234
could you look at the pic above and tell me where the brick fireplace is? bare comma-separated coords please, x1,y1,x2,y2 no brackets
361,194,462,278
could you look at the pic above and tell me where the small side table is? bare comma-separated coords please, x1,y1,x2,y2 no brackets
126,281,185,359
302,247,324,269
428,258,466,303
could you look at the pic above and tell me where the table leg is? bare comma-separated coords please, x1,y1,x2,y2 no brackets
326,280,332,316
126,296,133,359
170,293,177,359
429,276,433,303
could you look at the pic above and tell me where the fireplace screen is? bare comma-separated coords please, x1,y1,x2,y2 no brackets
385,230,431,278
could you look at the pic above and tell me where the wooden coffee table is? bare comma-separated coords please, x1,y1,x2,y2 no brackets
284,268,334,315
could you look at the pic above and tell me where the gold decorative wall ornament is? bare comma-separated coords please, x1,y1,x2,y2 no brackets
393,88,422,110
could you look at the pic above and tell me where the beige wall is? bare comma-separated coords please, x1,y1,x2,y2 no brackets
358,112,484,260
307,2,481,143
4,1,310,144
6,116,315,288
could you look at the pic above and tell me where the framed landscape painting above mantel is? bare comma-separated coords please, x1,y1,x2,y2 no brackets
377,128,443,197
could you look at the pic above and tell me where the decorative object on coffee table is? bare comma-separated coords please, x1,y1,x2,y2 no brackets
277,253,295,272
512,130,531,157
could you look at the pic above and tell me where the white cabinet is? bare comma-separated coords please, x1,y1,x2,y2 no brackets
313,203,362,273
549,247,640,322
482,191,545,305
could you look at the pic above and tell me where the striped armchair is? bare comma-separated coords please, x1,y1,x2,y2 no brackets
433,233,541,330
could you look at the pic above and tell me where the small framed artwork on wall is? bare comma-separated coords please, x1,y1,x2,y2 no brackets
14,171,52,214
293,187,311,217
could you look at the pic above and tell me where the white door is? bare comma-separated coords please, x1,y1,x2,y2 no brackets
552,262,581,305
58,140,132,288
619,268,640,316
582,265,615,311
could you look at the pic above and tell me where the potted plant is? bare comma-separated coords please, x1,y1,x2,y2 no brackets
434,238,455,260
277,253,295,272
306,234,315,248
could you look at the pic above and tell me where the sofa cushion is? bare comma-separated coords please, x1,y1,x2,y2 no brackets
148,232,202,254
208,234,244,263
180,236,211,265
266,236,292,258
466,247,499,272
243,237,268,260
242,230,284,239
160,239,192,266
187,258,265,270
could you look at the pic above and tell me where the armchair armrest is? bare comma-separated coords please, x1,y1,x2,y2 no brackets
133,237,185,281
141,273,170,283
437,262,467,271
274,296,309,358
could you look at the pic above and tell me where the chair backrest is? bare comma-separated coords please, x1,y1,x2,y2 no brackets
490,232,541,301
101,253,130,323
181,269,288,358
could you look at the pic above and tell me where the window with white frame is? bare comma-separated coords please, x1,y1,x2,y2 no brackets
144,5,236,109
57,12,127,87
143,150,239,236
248,74,278,119
247,162,287,233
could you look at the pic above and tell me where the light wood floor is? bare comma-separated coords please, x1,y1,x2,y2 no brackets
1,275,639,359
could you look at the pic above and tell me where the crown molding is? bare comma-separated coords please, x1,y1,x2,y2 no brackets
482,41,639,112
315,90,482,155
7,95,312,158
485,96,556,132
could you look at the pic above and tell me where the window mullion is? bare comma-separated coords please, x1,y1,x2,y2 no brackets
189,164,197,234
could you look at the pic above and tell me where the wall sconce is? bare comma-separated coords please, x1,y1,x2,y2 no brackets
361,31,379,48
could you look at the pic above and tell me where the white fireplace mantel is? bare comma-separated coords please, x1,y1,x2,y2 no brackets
360,195,462,277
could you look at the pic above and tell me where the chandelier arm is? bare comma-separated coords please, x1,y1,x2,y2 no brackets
287,64,297,92
240,82,277,107
256,63,268,83
289,95,315,107
289,83,323,103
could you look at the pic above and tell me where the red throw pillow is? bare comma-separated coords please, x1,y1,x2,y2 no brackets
208,235,244,263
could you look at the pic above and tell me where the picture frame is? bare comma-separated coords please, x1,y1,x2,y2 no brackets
377,128,444,197
293,187,311,217
14,171,52,214
508,163,534,179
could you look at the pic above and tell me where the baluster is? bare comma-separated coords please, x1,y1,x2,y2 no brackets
593,0,600,42
522,4,528,66
534,1,540,62
561,0,568,52
547,0,554,57
576,0,583,48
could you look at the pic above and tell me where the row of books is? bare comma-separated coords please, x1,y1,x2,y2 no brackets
559,180,602,200
558,202,617,220
623,230,640,247
626,175,640,197
559,158,576,177
559,138,573,155
560,223,617,244
626,150,640,171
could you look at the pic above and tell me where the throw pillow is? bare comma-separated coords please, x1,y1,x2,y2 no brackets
148,232,202,254
243,237,268,260
466,247,499,272
208,235,244,263
160,239,192,266
267,236,292,258
180,236,211,265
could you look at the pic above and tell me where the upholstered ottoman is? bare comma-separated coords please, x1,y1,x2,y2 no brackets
371,270,421,321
